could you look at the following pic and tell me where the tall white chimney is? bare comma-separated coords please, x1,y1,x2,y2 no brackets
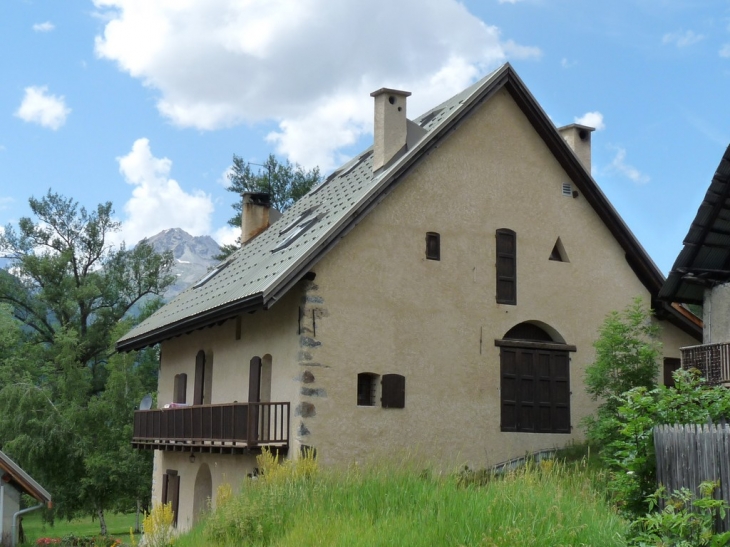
557,124,594,173
370,88,412,172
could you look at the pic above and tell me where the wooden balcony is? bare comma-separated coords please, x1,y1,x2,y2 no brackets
132,402,290,454
681,343,730,386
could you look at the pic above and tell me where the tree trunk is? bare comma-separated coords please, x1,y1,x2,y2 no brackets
98,508,108,536
135,498,141,533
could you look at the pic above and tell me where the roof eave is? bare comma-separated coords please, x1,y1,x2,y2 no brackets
116,293,265,352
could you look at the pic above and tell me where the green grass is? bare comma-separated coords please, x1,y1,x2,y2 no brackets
175,453,627,547
20,511,139,545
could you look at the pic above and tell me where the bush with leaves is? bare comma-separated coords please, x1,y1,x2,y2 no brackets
583,297,662,451
629,481,730,546
601,369,730,516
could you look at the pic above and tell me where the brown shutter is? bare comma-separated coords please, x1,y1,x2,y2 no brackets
173,374,187,404
551,352,571,433
248,357,262,403
194,350,206,405
500,347,570,433
496,229,516,304
161,470,180,526
381,374,405,408
500,348,517,431
663,357,681,387
168,471,180,527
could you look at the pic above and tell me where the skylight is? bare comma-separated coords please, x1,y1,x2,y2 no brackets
193,260,231,289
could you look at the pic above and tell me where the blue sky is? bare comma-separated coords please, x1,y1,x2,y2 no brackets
1,0,729,275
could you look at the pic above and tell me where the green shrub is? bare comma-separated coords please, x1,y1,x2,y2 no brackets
629,481,730,546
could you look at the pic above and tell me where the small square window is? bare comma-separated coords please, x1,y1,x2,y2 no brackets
357,373,379,406
426,232,440,261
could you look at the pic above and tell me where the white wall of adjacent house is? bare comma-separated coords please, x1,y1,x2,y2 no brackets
703,283,730,344
0,484,20,546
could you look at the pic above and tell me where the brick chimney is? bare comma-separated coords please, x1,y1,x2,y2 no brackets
370,88,426,172
557,124,594,173
241,192,272,245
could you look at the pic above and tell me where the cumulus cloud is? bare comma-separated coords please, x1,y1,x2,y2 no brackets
608,147,649,184
575,111,605,131
662,30,704,47
720,44,730,58
32,21,55,32
115,138,215,244
93,0,541,171
15,86,70,130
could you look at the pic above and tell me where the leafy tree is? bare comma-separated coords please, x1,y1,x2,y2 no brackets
583,297,662,450
217,154,321,259
0,191,174,534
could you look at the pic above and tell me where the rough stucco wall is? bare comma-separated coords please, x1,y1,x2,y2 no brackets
151,288,303,530
298,88,697,470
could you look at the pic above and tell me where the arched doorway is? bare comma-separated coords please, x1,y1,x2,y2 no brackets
497,322,575,434
192,463,212,525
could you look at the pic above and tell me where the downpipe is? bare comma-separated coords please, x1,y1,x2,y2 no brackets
13,503,44,547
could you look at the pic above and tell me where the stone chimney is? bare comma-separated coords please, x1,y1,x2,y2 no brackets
370,88,426,172
241,192,272,245
557,124,594,173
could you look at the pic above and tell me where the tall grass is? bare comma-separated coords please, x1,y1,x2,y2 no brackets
176,451,626,547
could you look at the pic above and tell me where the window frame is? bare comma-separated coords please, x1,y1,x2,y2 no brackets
426,232,440,261
357,373,379,407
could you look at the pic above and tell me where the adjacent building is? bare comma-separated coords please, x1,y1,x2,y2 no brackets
118,63,701,530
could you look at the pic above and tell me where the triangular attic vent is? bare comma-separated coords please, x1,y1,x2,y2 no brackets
549,237,569,263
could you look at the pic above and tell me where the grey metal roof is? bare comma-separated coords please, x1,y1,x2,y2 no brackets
118,64,701,351
659,145,730,304
0,450,51,505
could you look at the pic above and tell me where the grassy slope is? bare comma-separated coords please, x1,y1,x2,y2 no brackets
176,456,627,547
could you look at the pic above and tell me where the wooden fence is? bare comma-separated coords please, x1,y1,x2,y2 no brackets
654,423,730,531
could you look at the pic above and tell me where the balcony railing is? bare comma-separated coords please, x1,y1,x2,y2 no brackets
132,402,290,454
681,343,730,386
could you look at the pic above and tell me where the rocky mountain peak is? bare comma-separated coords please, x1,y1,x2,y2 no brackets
144,228,221,299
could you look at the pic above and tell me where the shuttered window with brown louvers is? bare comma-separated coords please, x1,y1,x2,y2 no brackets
381,374,406,409
496,229,516,305
162,470,180,527
173,373,187,404
500,347,570,433
194,350,206,405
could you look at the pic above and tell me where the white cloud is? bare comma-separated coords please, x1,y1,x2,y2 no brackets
561,58,577,69
93,0,541,171
498,0,524,3
608,147,649,184
32,21,55,32
575,111,605,131
214,225,240,247
662,30,704,48
14,86,70,130
115,138,215,245
217,166,234,188
720,43,730,58
0,197,14,211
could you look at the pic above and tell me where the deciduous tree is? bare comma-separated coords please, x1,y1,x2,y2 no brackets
0,191,174,533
